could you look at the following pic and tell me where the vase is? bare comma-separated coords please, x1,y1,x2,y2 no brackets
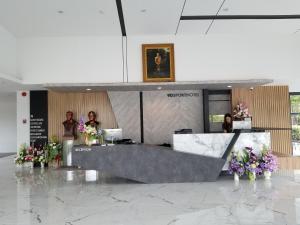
234,172,239,181
85,136,93,146
23,161,34,168
40,162,45,168
248,172,256,181
264,170,272,180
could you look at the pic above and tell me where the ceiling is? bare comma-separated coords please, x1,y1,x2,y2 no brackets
0,0,300,36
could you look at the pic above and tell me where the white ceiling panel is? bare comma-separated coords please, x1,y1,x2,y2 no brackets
177,20,213,35
0,0,121,37
182,0,224,16
208,19,300,34
122,0,185,35
220,0,300,15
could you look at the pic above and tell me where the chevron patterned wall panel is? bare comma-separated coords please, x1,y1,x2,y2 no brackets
143,90,203,145
108,91,141,142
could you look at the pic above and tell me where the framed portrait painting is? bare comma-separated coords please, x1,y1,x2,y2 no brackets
142,43,175,82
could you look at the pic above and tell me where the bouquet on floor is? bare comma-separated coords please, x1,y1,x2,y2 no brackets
242,147,262,180
259,147,278,173
232,102,251,121
46,136,62,167
228,152,245,177
15,144,33,165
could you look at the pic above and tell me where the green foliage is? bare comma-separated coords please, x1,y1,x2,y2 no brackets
46,142,62,162
292,128,300,141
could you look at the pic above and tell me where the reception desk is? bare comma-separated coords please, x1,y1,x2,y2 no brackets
173,131,271,170
72,131,271,183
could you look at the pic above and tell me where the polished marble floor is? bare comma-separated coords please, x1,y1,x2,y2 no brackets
1,156,300,225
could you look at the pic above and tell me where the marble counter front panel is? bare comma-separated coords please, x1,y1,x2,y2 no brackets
173,132,271,158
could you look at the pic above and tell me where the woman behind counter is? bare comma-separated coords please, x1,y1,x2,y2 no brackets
222,113,233,133
85,111,100,130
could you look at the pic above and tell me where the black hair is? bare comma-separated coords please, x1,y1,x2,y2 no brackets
88,111,96,117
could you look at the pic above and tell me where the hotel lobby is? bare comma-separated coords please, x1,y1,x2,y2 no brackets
1,0,300,224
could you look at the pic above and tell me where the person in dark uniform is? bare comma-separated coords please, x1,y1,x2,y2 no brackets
222,113,232,133
85,111,100,129
62,111,78,139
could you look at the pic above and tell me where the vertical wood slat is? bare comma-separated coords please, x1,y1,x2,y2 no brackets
48,91,118,142
232,86,292,156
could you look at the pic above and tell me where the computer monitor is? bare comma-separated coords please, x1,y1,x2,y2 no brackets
103,129,123,142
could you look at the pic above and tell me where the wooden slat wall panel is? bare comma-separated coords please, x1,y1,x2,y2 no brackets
231,88,254,115
277,156,300,170
48,91,118,142
232,86,292,155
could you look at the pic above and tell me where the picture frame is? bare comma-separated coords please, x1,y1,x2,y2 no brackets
142,43,175,82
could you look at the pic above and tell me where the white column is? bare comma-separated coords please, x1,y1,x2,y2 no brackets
16,91,30,150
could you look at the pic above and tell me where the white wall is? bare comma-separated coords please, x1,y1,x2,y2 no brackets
18,36,124,84
16,34,300,91
0,25,17,78
127,35,300,90
0,93,16,152
16,91,30,150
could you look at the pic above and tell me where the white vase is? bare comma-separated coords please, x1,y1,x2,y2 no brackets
23,161,34,168
234,172,239,181
264,170,272,180
40,162,44,168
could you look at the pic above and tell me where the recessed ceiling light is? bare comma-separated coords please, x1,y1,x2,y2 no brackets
57,10,64,14
140,9,147,13
227,85,232,88
99,10,104,15
86,88,92,91
157,86,162,90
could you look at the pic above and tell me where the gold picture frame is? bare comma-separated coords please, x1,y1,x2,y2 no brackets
142,43,175,82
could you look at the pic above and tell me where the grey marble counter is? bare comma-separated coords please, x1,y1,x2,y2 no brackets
72,144,226,183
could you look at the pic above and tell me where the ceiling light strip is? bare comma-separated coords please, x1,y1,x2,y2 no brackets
116,0,126,36
205,0,226,34
181,14,300,20
175,0,187,35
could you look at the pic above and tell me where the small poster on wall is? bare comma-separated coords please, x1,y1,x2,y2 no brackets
142,43,175,82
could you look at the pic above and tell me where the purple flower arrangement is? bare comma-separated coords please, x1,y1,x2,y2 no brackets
228,154,245,176
259,148,278,172
228,146,278,180
78,116,85,133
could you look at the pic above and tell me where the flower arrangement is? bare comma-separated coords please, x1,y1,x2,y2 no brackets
233,102,251,121
259,147,278,173
228,146,279,181
15,144,46,167
78,117,99,146
46,136,62,167
242,147,262,180
228,153,245,176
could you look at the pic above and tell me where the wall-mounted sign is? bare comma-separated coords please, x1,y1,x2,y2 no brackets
30,91,48,146
167,93,200,98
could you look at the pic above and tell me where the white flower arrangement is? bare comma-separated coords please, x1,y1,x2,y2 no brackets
233,102,251,121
